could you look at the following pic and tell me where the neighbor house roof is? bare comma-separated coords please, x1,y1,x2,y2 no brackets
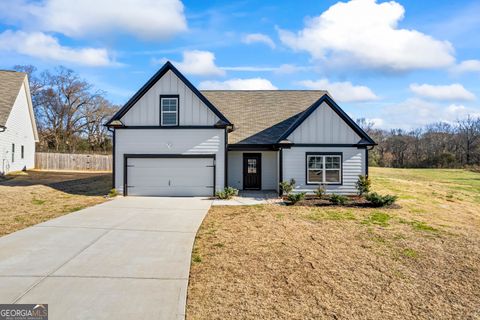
201,90,328,144
0,70,27,126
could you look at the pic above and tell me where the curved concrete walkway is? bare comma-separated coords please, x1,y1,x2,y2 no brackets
0,197,211,320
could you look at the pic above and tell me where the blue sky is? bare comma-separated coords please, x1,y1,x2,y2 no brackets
1,0,479,129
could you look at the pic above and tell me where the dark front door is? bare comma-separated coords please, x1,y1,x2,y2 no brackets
243,153,261,190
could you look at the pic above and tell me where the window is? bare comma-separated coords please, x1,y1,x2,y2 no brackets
11,143,15,163
160,96,178,126
247,159,257,173
21,145,24,159
306,153,342,184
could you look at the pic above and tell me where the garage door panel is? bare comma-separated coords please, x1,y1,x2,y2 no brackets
126,157,214,197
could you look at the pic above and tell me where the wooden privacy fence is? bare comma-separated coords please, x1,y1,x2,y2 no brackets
35,152,112,171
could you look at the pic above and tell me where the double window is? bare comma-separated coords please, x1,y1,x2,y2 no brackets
160,96,179,126
306,153,342,184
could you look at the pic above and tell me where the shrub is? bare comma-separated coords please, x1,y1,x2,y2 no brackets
365,192,397,207
216,187,239,200
355,175,371,196
287,192,306,204
279,178,296,196
329,194,348,205
315,185,326,198
108,188,118,197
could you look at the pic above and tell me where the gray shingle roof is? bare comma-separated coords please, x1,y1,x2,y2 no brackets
201,90,328,144
0,70,26,126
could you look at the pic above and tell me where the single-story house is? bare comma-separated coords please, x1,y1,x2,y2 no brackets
0,71,39,174
106,61,376,196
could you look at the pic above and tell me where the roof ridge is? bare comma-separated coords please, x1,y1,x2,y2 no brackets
199,89,327,92
0,70,26,74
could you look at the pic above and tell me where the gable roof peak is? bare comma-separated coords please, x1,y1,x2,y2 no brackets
106,61,232,126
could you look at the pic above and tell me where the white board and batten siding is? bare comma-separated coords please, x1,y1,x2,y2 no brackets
121,70,220,126
284,101,366,194
115,129,225,195
287,102,361,144
0,82,37,174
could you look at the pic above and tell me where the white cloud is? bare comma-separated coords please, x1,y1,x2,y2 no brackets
278,0,455,71
171,50,225,76
220,64,309,74
451,60,480,74
0,0,187,40
410,83,475,101
379,98,480,129
299,79,378,102
242,33,276,48
199,78,277,90
0,30,116,66
366,118,384,128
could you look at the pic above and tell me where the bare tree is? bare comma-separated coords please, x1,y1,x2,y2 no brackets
15,65,118,153
457,116,480,165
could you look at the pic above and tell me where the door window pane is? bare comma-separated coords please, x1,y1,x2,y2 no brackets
247,159,257,173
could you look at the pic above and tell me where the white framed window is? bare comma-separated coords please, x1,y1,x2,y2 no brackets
306,153,342,184
160,96,178,126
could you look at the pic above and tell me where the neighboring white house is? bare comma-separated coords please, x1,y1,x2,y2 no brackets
106,62,376,196
0,71,39,174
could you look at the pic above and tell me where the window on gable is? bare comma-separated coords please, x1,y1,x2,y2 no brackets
306,154,342,184
160,97,178,126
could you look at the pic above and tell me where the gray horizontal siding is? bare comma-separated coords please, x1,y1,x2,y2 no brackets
282,147,365,195
115,128,225,194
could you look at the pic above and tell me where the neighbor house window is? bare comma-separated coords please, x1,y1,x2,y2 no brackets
160,96,178,126
21,145,24,159
12,143,15,163
306,153,342,184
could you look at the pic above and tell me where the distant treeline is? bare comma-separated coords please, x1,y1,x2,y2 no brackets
14,65,119,153
358,118,480,168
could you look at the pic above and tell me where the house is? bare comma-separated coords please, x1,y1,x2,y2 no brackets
106,62,375,196
0,71,39,174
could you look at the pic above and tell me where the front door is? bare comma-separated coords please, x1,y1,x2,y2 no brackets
243,153,261,190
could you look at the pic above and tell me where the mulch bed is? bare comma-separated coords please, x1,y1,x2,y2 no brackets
283,195,385,208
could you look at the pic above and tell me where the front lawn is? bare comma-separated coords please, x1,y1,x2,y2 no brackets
0,170,112,236
187,167,480,319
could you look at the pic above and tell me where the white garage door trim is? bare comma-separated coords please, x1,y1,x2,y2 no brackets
123,154,216,196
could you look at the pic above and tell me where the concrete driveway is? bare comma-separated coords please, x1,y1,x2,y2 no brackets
0,197,212,319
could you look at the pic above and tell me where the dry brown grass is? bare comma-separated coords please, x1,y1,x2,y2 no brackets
187,168,480,320
0,170,112,236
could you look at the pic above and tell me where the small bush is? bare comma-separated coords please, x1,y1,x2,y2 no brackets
108,188,118,197
329,194,348,205
279,178,296,196
314,185,326,198
365,192,397,207
216,186,239,199
287,192,306,204
355,175,371,196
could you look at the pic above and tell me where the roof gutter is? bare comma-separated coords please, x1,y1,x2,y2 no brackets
0,125,6,132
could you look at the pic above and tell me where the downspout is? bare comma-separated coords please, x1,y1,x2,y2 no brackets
107,127,115,189
366,145,375,177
